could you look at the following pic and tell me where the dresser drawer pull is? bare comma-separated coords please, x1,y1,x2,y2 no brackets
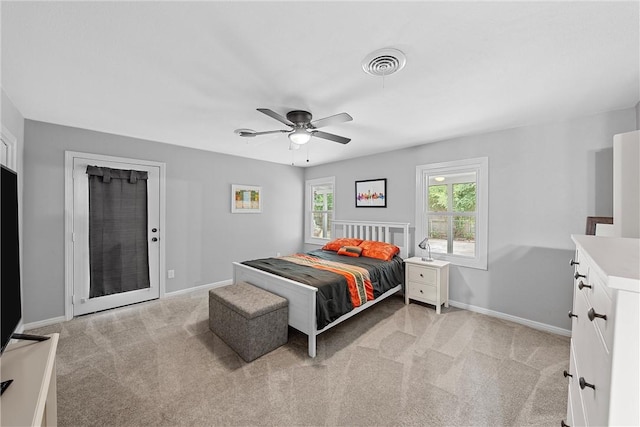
563,370,573,378
561,420,570,427
574,271,586,280
587,308,607,322
568,311,578,319
569,259,579,266
578,281,592,290
579,377,595,390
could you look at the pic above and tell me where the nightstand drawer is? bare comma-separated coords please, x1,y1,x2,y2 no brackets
407,265,437,285
408,281,437,302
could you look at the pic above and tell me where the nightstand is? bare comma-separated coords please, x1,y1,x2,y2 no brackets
404,257,450,314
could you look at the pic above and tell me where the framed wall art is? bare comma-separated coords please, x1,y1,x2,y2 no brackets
231,184,262,213
355,178,387,208
585,216,613,235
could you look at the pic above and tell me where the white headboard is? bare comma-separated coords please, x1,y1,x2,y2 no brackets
332,220,410,259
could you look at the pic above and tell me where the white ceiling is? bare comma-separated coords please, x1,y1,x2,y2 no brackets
2,1,639,167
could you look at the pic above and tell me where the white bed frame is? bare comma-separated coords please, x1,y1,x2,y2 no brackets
232,220,410,357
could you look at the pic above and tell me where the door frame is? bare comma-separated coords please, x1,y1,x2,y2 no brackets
64,151,166,320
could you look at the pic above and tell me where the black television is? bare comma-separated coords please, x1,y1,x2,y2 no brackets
1,165,48,394
1,164,22,355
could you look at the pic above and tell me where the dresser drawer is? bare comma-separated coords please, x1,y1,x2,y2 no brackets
575,260,615,353
407,264,437,285
585,271,615,353
568,340,586,427
408,281,437,303
573,292,612,426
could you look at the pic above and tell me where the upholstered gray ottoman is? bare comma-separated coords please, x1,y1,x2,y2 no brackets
208,281,288,362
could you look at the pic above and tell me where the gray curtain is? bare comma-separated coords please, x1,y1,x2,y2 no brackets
87,166,150,298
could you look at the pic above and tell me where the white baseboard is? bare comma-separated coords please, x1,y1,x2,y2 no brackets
23,315,67,331
164,279,232,298
449,300,571,337
26,284,570,338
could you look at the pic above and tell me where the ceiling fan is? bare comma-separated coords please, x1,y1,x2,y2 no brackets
236,108,353,147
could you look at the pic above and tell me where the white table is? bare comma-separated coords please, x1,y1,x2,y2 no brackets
1,333,59,426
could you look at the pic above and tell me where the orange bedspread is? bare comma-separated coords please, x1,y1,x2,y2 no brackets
280,254,373,307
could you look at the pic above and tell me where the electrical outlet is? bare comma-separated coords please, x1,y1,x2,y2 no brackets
167,269,175,279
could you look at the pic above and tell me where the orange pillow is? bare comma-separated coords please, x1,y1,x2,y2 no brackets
337,246,363,257
358,240,400,261
322,238,363,252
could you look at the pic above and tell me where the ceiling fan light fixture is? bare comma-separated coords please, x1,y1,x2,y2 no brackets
288,128,312,145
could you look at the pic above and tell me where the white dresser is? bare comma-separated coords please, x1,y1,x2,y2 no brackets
565,235,639,426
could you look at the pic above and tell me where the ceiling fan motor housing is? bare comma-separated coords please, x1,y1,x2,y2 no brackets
286,110,312,126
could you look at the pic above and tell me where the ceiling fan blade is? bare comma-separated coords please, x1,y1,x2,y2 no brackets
310,112,353,129
312,131,351,144
239,129,289,137
257,108,294,127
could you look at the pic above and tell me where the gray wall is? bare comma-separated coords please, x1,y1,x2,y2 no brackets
18,106,638,328
304,108,637,330
23,120,304,323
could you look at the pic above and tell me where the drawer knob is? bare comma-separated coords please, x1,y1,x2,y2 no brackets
419,273,423,277
419,290,424,294
579,377,595,390
561,420,570,427
563,370,573,378
578,281,592,290
568,311,578,319
570,259,579,266
587,308,607,322
574,271,586,280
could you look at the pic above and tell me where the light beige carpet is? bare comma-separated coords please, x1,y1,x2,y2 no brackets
29,291,569,426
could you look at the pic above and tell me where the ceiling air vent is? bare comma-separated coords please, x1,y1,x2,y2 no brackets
362,48,406,77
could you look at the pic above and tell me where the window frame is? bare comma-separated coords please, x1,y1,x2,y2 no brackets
305,176,335,245
415,157,488,270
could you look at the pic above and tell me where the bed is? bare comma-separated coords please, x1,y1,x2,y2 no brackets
232,220,410,357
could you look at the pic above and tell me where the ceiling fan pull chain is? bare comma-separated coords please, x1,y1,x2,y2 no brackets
306,144,310,163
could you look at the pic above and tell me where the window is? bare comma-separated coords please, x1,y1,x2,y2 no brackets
416,157,488,269
305,176,335,245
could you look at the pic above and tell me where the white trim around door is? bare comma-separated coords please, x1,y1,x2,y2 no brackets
64,151,166,320
1,124,18,170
